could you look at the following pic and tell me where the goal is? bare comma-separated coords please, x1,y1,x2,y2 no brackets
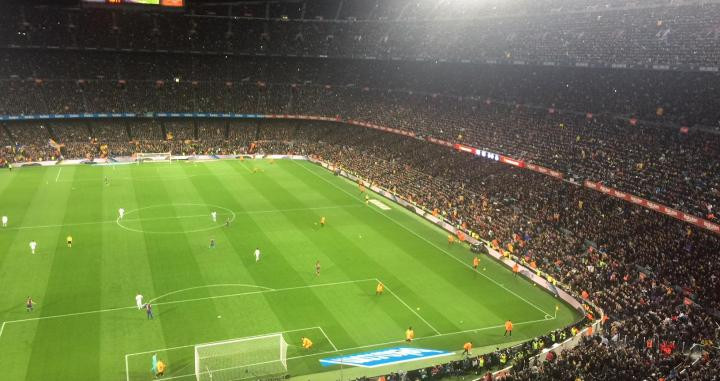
135,152,172,163
194,333,289,381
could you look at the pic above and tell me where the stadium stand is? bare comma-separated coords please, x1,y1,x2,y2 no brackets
0,0,718,379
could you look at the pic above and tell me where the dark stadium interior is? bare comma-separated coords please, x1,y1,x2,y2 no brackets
0,0,719,380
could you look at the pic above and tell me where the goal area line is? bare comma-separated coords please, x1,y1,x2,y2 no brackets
125,317,555,381
125,327,330,381
0,277,447,336
120,276,449,381
0,277,378,361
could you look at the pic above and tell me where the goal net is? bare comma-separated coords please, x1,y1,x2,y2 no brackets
135,152,172,163
194,333,288,381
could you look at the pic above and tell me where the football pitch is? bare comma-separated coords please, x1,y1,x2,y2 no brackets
0,159,580,381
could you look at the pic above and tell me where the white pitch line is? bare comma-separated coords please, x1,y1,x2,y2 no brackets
147,284,275,305
2,219,117,231
3,279,377,325
124,213,232,223
152,361,278,381
125,327,330,380
54,167,62,182
317,326,338,351
264,278,375,293
294,161,553,318
4,304,142,325
124,354,130,381
57,170,242,183
225,204,362,215
0,321,5,340
138,278,376,311
125,327,323,358
0,204,363,232
135,317,555,381
305,316,555,356
377,278,441,335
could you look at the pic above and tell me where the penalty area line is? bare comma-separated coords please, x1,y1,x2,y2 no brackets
3,279,377,325
317,326,338,351
124,326,333,381
377,278,441,335
288,316,557,361
138,318,555,381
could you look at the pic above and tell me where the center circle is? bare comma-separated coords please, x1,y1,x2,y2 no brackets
116,203,236,234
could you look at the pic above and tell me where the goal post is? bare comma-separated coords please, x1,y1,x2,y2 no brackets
194,333,288,381
134,152,172,163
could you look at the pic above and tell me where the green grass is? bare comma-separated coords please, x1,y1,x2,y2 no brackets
0,159,580,381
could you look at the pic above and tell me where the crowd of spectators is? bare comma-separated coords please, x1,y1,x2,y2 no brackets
0,63,717,218
1,123,58,163
2,1,720,68
285,123,719,381
0,2,718,379
2,50,719,124
3,118,718,379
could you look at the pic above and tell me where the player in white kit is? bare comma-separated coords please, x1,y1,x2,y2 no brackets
135,293,144,309
29,240,37,254
1,215,7,227
211,211,217,222
254,248,261,262
118,208,125,219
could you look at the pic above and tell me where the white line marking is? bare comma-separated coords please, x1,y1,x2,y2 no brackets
3,220,116,231
54,167,62,182
125,327,322,358
237,204,363,215
292,317,554,357
377,278,441,335
116,203,237,235
2,279,376,325
263,278,375,294
369,199,391,210
0,204,362,232
295,161,553,318
0,322,5,340
57,170,241,183
156,360,278,381
124,327,331,380
132,318,555,381
126,213,230,223
317,326,338,351
124,353,130,381
5,304,141,324
147,284,275,305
